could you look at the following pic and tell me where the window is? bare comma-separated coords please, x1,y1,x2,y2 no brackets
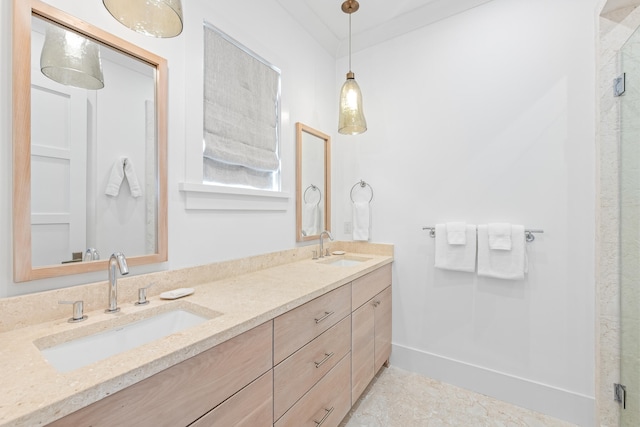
202,23,281,191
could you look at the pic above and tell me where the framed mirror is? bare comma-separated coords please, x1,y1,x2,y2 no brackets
13,0,168,282
296,123,331,242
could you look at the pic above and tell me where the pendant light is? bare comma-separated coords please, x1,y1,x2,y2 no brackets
40,24,105,90
103,0,183,38
338,0,367,135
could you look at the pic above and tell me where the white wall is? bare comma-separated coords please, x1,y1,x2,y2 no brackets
332,0,598,425
0,0,335,296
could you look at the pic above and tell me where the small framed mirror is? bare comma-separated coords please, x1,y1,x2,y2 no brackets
296,123,331,242
13,0,168,282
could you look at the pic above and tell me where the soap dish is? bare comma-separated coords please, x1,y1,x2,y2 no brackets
160,288,195,300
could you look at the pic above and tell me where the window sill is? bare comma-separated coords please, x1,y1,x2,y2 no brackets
179,182,290,211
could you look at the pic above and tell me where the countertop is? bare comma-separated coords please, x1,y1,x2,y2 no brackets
0,245,393,426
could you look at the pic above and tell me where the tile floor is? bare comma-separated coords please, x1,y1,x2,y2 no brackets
340,366,578,427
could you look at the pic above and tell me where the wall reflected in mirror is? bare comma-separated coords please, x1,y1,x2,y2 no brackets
296,123,331,242
31,15,156,267
13,0,168,282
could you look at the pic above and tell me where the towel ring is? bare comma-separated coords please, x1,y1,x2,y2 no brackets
350,180,374,203
303,184,322,207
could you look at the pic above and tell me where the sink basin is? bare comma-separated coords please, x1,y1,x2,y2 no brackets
39,307,215,373
319,255,371,267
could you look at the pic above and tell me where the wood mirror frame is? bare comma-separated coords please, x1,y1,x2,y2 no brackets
12,0,168,282
296,123,331,242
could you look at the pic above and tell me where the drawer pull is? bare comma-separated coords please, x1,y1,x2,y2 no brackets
314,406,335,426
314,352,335,368
372,300,381,307
314,311,334,324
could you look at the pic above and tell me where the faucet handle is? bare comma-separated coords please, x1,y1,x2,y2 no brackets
58,300,87,323
135,283,155,306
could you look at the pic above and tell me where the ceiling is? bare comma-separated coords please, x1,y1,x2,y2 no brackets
274,0,495,57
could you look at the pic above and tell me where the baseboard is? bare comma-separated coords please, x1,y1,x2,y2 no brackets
390,343,595,427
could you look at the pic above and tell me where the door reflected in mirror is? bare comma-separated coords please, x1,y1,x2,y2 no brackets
13,0,168,282
296,123,331,242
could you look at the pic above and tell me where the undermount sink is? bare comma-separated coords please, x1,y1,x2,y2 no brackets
319,255,371,267
38,305,219,373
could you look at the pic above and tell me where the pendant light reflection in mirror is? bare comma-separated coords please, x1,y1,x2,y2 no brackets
103,0,184,38
40,23,105,90
338,0,367,135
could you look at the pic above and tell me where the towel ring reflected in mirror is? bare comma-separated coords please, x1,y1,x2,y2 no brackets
350,180,374,203
303,184,322,207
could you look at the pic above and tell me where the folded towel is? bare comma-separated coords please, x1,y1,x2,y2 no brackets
302,203,319,236
477,224,527,280
105,158,125,197
488,223,511,250
105,157,142,198
124,158,142,198
446,222,467,245
352,201,370,241
434,223,477,272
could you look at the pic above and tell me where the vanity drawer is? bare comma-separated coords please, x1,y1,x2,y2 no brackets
352,264,391,310
274,352,351,427
274,315,351,421
190,370,273,427
47,321,273,427
274,284,351,364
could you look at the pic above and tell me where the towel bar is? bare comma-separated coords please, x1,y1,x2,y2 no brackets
422,226,544,242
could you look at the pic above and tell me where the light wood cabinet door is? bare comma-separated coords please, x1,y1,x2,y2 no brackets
351,285,392,403
351,300,375,403
190,371,273,427
275,353,351,427
274,315,351,421
374,286,392,372
274,284,351,364
48,321,273,427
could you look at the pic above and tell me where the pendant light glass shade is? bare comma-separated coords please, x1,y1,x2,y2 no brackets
40,24,105,90
338,72,367,135
339,0,367,135
103,0,183,38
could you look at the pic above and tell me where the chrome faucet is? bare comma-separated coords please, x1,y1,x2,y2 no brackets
106,252,129,313
319,230,334,258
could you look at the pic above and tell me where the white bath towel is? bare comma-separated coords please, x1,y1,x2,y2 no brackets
488,223,512,250
434,223,477,272
477,224,527,280
302,203,319,236
105,157,142,198
446,222,467,245
352,201,370,241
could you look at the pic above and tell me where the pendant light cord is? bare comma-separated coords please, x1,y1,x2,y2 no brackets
348,12,352,72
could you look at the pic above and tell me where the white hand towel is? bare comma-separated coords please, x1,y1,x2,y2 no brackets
477,224,528,280
302,203,319,236
123,158,142,198
488,223,512,250
446,222,467,245
352,201,370,241
105,158,125,197
434,223,477,272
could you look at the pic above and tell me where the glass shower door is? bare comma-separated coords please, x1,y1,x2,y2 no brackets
619,24,640,427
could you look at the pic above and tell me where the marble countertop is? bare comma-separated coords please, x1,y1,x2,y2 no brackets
0,244,393,426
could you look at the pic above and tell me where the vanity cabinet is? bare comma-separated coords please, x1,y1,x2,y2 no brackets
47,321,273,427
43,263,392,427
351,264,392,403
